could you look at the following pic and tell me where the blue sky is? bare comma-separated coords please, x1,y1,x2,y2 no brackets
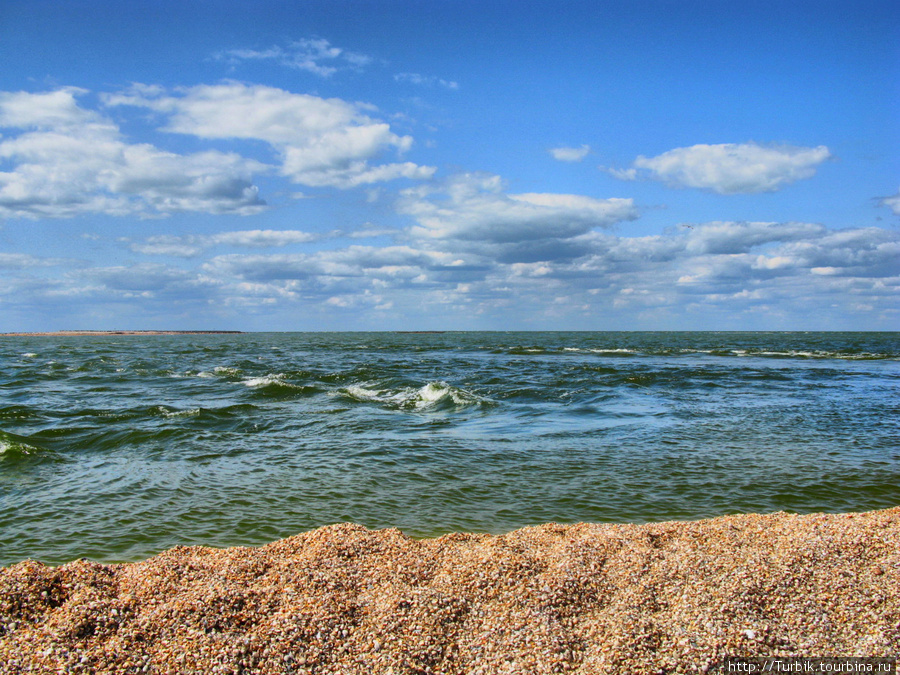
0,0,897,331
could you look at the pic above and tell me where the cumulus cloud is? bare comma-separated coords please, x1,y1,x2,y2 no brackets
549,145,590,162
0,87,98,128
399,173,637,244
0,88,267,219
607,142,831,194
682,221,826,254
394,73,459,90
105,82,436,189
214,38,372,77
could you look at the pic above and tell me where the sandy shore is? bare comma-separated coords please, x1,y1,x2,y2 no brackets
1,508,897,674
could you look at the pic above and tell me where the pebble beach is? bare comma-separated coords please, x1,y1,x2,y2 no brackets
1,507,898,674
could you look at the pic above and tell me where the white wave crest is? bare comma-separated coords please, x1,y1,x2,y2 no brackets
0,435,42,457
243,374,288,388
155,406,201,418
340,381,488,410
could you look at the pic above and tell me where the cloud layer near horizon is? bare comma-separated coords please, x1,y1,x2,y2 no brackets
4,217,897,328
0,81,896,329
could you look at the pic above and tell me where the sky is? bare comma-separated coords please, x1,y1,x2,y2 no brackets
0,0,897,331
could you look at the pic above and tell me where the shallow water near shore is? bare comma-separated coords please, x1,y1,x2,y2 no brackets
1,331,898,566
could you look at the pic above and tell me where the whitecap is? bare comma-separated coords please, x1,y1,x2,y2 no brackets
339,381,489,410
163,407,201,418
0,432,44,457
242,373,307,390
244,374,286,388
343,383,384,400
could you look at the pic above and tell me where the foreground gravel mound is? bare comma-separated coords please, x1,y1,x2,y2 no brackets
1,508,898,674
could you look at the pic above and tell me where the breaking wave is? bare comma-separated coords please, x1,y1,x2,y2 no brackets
338,381,492,411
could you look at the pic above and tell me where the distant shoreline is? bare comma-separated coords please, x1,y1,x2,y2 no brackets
0,330,243,336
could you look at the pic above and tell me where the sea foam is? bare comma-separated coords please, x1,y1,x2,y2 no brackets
340,381,489,410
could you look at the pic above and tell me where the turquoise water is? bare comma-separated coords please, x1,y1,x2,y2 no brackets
1,331,898,566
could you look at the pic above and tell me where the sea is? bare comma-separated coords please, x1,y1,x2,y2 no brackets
1,331,898,567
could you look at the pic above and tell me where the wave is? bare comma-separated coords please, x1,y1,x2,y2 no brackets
187,365,244,379
489,345,897,360
152,406,202,419
742,350,897,360
242,374,321,398
244,374,293,388
0,429,56,461
337,381,492,411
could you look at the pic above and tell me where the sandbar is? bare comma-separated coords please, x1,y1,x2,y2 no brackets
0,331,242,336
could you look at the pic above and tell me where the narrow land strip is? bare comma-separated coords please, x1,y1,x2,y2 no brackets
0,331,243,336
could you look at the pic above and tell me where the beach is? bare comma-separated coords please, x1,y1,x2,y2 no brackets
2,507,897,674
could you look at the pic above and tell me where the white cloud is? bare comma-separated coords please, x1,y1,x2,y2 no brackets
399,173,637,244
683,221,825,254
106,82,436,189
85,264,185,290
130,238,205,258
394,73,459,90
0,87,97,128
202,245,450,285
349,226,401,239
0,253,70,269
607,142,831,194
880,188,900,215
0,88,267,219
606,167,637,180
549,145,590,162
214,38,372,77
130,229,322,257
210,229,319,247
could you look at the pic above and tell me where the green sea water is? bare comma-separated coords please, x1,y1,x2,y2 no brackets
1,331,898,566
